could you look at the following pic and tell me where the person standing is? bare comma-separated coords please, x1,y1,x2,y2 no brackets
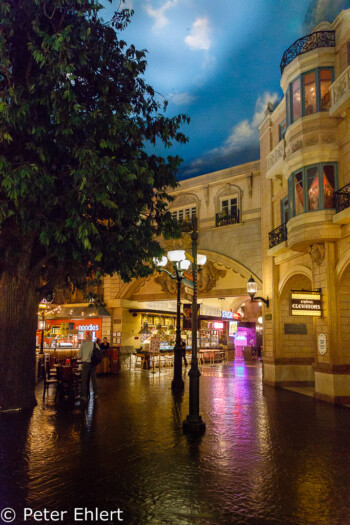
181,340,188,367
100,337,110,356
78,332,98,401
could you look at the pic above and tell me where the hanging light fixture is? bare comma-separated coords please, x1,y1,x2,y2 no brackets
138,322,152,336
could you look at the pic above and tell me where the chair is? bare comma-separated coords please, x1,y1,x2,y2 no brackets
56,366,75,398
134,353,146,370
41,364,58,400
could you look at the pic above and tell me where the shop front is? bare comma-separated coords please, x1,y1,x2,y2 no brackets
37,305,111,360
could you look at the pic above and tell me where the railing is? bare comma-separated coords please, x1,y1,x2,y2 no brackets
335,183,350,214
268,223,288,249
215,212,239,227
178,217,197,232
280,31,335,74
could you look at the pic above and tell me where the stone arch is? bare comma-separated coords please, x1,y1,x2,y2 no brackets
278,265,313,297
336,256,350,361
335,247,350,287
213,183,243,215
116,249,262,301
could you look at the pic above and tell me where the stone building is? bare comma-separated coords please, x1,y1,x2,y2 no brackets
103,160,262,348
260,9,350,403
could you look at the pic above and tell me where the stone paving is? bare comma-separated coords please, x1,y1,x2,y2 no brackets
1,362,350,524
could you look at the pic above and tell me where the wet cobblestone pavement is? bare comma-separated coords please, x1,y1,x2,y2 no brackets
1,362,350,525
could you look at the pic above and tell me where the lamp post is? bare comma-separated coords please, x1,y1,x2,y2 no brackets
38,311,46,355
247,276,269,307
183,219,206,434
154,251,191,391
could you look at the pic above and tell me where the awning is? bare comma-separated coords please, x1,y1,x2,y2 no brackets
46,305,111,319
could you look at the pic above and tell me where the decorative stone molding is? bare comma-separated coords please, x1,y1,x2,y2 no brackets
278,265,312,296
154,260,226,296
330,66,350,116
266,140,285,174
170,191,200,214
308,243,325,266
214,183,242,214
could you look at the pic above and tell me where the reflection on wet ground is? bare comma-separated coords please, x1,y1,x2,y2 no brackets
1,362,350,524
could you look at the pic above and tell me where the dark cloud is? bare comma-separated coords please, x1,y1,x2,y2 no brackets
177,144,260,181
303,0,350,33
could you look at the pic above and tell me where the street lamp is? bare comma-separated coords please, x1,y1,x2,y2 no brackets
38,311,46,355
183,219,207,434
154,250,191,391
247,276,269,307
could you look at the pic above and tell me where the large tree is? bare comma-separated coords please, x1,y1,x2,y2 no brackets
0,0,188,411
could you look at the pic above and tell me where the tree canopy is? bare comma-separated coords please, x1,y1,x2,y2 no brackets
0,0,188,291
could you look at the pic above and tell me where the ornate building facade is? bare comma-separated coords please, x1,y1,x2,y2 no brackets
260,9,350,403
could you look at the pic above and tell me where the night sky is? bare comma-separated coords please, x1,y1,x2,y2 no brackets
102,0,350,179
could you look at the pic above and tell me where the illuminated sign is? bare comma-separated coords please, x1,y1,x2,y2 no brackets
222,311,233,319
78,324,99,331
213,322,224,329
291,290,322,317
229,321,238,337
232,313,241,320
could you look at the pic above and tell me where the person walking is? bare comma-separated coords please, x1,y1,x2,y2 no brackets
181,340,188,367
78,332,98,402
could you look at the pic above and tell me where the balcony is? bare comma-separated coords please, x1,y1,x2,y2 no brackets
178,217,197,232
215,212,239,227
280,31,335,74
269,224,287,249
334,182,350,225
287,210,340,252
329,66,350,117
267,224,289,256
266,140,285,179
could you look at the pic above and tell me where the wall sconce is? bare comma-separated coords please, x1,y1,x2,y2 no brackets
247,276,269,307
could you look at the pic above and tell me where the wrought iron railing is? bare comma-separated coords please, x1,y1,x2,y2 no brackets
335,183,350,213
215,212,239,227
179,217,197,232
268,223,288,249
280,31,335,74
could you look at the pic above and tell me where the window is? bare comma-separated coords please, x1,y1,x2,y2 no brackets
279,119,287,141
304,71,316,115
287,163,337,217
288,68,334,124
221,197,238,219
171,206,196,222
281,196,289,224
291,77,302,122
216,195,240,226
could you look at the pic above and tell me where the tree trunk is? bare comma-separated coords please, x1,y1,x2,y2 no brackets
0,270,39,411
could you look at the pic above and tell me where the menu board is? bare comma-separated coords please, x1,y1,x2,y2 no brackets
150,336,161,353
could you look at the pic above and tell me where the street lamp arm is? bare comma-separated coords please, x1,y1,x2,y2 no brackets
156,267,176,280
251,296,269,308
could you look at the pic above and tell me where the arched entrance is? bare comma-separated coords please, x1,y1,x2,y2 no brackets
276,272,316,386
110,250,263,356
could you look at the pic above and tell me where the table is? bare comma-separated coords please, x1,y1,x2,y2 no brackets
198,349,226,365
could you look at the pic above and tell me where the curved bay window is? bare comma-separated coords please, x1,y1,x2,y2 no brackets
287,67,334,125
287,163,337,217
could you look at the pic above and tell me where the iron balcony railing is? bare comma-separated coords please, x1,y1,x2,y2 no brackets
335,182,350,214
280,30,335,74
215,212,240,227
268,223,288,249
178,217,198,232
